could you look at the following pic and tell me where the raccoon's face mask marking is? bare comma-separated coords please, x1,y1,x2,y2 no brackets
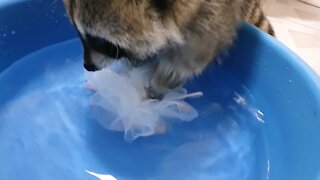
80,34,132,70
63,0,190,71
81,33,154,70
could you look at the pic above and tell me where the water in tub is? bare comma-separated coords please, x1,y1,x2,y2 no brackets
0,39,268,180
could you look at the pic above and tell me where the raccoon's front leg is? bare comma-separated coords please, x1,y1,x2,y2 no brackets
149,59,187,97
150,35,222,97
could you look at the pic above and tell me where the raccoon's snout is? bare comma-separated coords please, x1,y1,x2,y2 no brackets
82,41,99,71
81,34,121,71
83,48,107,72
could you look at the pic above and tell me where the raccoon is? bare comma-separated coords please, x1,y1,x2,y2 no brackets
64,0,274,96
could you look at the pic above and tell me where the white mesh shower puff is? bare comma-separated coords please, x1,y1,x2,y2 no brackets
85,59,203,141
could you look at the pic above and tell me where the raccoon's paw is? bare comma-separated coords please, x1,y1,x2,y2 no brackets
145,86,165,100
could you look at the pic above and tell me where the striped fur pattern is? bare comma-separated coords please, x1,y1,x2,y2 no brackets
242,0,275,36
64,0,274,97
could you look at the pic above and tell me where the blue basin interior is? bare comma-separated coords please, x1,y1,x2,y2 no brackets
0,1,320,180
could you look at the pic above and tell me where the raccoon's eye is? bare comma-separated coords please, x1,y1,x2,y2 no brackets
152,0,169,11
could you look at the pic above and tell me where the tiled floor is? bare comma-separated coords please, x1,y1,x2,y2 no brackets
262,0,320,75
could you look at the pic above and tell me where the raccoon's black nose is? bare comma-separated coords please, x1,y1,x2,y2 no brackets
84,63,98,71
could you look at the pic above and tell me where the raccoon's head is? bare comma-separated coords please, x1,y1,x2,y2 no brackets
64,0,203,71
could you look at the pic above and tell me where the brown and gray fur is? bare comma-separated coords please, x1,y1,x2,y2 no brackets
242,0,275,35
64,0,274,96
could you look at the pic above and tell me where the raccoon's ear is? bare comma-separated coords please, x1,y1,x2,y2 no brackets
151,0,172,12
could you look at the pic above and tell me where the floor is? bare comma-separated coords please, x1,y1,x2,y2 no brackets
262,0,320,75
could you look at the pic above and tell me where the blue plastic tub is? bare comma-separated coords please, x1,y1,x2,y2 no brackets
0,1,319,180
